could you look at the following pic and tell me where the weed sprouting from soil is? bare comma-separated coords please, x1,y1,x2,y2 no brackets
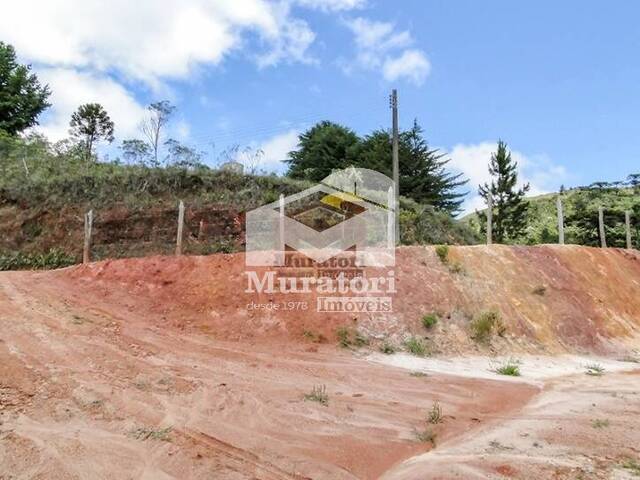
129,426,172,441
303,330,326,343
413,427,437,446
494,358,521,376
591,419,610,429
304,385,328,406
336,327,368,348
585,363,605,376
428,401,443,424
409,371,428,377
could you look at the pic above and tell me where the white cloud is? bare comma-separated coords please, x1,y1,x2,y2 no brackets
235,129,299,174
0,0,317,87
258,129,300,173
343,17,430,84
447,142,568,215
36,68,146,141
294,0,366,12
382,49,430,85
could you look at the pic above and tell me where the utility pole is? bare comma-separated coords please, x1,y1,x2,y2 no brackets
390,89,400,245
557,196,565,245
486,194,493,246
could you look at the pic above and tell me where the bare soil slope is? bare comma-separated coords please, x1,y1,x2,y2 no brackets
0,245,639,479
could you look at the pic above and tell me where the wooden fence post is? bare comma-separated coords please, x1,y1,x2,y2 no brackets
486,194,493,246
83,210,93,264
598,206,607,248
176,200,185,255
626,210,632,250
278,194,285,264
557,196,565,245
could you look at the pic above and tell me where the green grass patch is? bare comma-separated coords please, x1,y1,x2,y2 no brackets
421,313,438,329
404,336,428,357
494,359,521,376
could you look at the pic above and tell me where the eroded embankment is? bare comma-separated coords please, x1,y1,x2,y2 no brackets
44,244,640,355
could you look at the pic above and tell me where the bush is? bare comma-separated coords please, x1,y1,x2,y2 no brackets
470,310,503,343
0,249,76,271
404,336,428,357
380,341,396,354
413,427,437,445
422,313,438,329
435,244,449,263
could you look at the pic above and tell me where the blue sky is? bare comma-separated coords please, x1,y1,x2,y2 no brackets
2,0,639,212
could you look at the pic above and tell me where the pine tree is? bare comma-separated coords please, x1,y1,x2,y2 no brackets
477,140,530,243
69,103,115,160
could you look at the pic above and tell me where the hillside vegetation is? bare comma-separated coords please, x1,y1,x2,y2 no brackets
0,133,480,268
466,184,640,248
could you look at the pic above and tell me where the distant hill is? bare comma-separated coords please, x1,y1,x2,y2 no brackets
464,183,639,248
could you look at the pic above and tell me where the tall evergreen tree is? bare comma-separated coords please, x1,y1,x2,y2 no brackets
286,120,467,213
285,121,360,181
358,121,467,213
477,140,530,243
0,42,51,135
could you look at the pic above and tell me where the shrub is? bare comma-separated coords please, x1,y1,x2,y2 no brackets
413,427,437,446
422,313,438,329
304,384,328,406
470,310,502,343
435,244,449,264
404,336,428,357
336,327,351,348
448,261,465,274
380,341,396,354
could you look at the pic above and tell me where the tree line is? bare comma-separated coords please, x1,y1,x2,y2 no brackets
1,40,637,246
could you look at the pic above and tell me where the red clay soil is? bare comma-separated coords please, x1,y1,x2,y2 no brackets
0,245,639,479
59,244,640,353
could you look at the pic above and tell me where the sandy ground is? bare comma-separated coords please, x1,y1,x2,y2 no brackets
1,246,640,479
0,272,536,480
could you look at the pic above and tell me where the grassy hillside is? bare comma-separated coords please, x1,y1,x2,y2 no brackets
465,185,640,247
0,133,480,268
